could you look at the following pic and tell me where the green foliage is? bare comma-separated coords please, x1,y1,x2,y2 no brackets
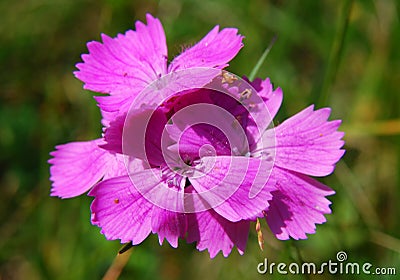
1,0,399,279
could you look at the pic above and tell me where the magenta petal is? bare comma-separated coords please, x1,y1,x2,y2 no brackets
103,154,147,179
168,26,243,72
89,175,153,244
90,167,187,246
75,14,167,95
101,114,125,154
167,123,231,158
189,156,275,222
267,105,345,176
127,168,187,213
165,96,252,159
186,208,250,258
94,94,134,126
265,167,335,240
151,207,187,248
75,14,168,126
49,139,114,198
249,77,283,121
102,108,168,166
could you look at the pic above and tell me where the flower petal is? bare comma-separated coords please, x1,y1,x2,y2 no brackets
265,167,335,240
186,206,250,258
264,105,345,176
94,94,134,126
104,154,147,179
168,26,243,72
249,77,283,121
89,175,153,244
75,14,168,125
151,207,187,248
165,95,249,159
167,123,231,159
49,139,114,198
210,78,280,150
102,108,168,166
189,156,275,222
75,14,167,95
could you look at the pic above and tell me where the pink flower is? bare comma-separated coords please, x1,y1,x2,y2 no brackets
49,14,345,258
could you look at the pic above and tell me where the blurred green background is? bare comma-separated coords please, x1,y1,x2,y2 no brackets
1,0,399,279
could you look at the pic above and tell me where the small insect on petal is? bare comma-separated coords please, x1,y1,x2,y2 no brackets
221,70,238,84
114,198,120,204
239,88,252,100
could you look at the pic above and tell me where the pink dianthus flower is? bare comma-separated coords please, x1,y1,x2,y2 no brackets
49,14,344,258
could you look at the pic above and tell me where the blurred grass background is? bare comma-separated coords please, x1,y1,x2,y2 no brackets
1,0,399,279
